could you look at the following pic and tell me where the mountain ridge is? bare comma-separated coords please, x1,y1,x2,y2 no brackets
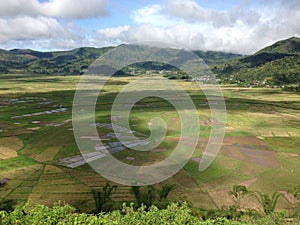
0,37,299,85
214,36,300,86
0,46,241,75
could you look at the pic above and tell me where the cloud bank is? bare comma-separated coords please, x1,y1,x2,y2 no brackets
97,0,300,54
0,0,299,54
0,0,108,50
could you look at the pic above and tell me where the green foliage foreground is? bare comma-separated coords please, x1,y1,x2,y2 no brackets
0,202,208,225
0,201,299,225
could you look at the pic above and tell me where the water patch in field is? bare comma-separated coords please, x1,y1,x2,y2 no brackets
12,108,67,119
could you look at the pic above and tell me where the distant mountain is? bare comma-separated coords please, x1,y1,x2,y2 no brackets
2,37,298,86
0,46,241,75
0,47,113,75
193,50,241,65
214,37,300,85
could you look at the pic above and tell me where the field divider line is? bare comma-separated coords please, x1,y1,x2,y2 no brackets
182,167,219,209
1,165,45,204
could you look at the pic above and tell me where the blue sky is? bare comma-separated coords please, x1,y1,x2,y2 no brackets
76,0,239,27
0,0,299,54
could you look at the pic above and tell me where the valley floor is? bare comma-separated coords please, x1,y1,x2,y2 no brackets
0,74,299,213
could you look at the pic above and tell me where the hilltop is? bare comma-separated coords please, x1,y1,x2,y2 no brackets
256,37,300,54
214,37,300,86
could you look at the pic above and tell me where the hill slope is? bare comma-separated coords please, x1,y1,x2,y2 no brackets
0,47,113,75
214,37,300,85
0,47,241,75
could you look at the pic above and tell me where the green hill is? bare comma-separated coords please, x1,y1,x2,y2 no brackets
214,37,300,86
0,46,240,75
256,37,300,54
0,47,113,75
1,37,298,85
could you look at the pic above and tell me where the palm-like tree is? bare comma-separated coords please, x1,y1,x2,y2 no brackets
92,182,117,213
253,191,282,215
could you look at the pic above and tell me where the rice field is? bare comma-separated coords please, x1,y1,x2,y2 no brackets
0,74,299,212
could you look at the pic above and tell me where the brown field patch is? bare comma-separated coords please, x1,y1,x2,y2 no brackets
208,189,261,210
0,136,23,159
32,183,90,193
235,136,268,146
0,190,11,199
0,164,42,181
14,187,33,194
43,165,64,174
288,131,300,137
38,179,78,186
0,147,18,159
272,130,290,137
222,145,244,159
34,147,61,162
221,137,280,169
239,178,258,187
279,191,300,205
222,137,235,146
239,147,279,168
223,146,279,168
208,190,233,208
8,193,28,200
289,153,299,157
257,130,274,137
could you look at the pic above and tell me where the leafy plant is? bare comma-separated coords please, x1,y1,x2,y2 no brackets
0,199,15,212
131,184,176,210
289,185,300,199
229,185,248,210
92,182,117,213
158,183,176,200
253,191,282,215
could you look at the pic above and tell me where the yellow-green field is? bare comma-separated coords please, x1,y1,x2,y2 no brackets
0,74,299,212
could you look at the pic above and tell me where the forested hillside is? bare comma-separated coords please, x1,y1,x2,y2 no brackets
214,37,300,86
0,46,240,75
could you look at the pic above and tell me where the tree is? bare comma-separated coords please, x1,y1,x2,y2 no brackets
131,184,176,210
158,184,176,201
131,185,156,209
92,182,117,213
0,199,15,212
253,191,282,215
229,185,248,210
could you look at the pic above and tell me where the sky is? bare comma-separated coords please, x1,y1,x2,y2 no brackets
0,0,299,54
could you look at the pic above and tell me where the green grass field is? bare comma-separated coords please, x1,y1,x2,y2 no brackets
0,74,299,212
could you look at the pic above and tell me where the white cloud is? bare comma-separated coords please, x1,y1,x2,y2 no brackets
98,25,130,39
0,0,108,49
41,0,109,19
0,16,85,50
96,24,207,49
95,0,299,54
0,16,62,42
0,0,299,53
0,0,109,19
131,4,170,26
0,0,40,17
160,0,263,28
